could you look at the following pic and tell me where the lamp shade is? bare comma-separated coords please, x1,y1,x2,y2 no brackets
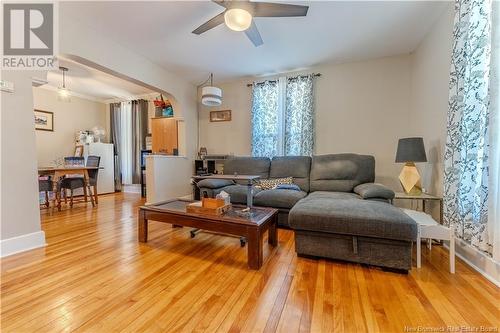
395,137,427,163
201,86,222,106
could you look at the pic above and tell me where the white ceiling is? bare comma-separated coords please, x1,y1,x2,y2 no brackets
44,59,155,102
61,1,450,84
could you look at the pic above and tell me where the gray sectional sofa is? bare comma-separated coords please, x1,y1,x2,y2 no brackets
197,154,417,271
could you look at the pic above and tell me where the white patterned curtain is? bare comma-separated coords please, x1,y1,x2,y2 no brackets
251,81,279,157
285,75,315,156
488,1,499,262
444,0,494,255
252,75,316,157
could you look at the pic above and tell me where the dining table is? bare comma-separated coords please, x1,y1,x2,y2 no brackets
38,166,99,210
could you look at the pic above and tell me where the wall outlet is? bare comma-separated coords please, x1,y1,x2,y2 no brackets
0,80,14,93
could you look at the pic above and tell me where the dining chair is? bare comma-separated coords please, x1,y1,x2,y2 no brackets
59,156,100,207
64,156,85,167
38,176,53,208
59,156,85,207
86,156,100,204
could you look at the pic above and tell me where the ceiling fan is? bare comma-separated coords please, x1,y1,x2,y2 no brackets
192,0,309,47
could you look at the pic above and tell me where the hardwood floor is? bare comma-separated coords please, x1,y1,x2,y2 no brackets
1,193,498,332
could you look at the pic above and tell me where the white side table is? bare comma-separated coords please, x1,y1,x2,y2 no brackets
402,209,455,273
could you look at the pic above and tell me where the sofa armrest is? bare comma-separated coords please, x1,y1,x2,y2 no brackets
196,179,235,189
354,183,395,201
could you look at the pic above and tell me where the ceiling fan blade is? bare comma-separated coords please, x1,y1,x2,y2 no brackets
252,2,309,17
211,0,231,8
192,12,225,35
245,20,263,47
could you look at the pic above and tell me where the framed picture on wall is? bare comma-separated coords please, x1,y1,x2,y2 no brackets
34,109,54,131
210,110,231,122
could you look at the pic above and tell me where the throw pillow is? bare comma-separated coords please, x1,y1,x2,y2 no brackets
257,177,293,190
275,184,302,191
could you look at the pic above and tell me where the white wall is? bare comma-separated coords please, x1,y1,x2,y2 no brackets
199,55,413,189
409,4,455,196
34,88,107,166
1,71,46,256
145,155,192,204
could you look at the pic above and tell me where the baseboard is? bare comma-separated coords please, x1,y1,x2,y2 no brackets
122,184,141,194
145,194,193,206
0,231,46,258
444,239,500,287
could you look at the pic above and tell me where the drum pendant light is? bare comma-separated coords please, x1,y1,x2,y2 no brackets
201,73,222,106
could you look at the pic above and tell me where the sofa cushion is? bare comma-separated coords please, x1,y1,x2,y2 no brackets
254,189,308,209
270,156,312,192
354,183,395,201
197,179,235,189
304,191,361,201
214,185,261,205
289,193,417,241
223,157,270,180
310,154,375,192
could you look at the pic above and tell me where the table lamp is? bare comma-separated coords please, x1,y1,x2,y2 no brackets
395,137,427,195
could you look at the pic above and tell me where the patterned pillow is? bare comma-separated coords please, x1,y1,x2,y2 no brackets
256,177,293,190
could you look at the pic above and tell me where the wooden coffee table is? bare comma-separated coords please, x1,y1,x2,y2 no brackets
138,199,279,270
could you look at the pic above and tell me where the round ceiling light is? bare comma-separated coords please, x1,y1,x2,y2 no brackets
201,86,222,106
224,8,252,31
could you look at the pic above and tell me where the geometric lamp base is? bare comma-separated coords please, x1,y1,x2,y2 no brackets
399,162,422,195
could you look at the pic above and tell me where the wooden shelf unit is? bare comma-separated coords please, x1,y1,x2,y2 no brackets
151,117,178,154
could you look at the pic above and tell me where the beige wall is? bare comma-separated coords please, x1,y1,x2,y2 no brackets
1,71,45,246
34,88,107,166
1,7,198,255
199,6,455,193
409,5,500,283
59,9,198,161
198,79,253,156
409,4,454,196
199,55,413,189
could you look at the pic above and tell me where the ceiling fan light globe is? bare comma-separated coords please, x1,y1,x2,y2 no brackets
224,8,252,31
201,86,222,106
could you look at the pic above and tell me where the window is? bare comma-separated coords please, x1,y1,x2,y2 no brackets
119,101,133,185
251,74,315,158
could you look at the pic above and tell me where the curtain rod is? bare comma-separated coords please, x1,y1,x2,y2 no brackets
246,73,321,87
110,99,152,106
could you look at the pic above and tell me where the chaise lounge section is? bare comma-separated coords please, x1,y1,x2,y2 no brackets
289,191,417,270
197,154,417,271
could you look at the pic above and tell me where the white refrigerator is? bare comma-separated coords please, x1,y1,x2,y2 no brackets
83,143,115,194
